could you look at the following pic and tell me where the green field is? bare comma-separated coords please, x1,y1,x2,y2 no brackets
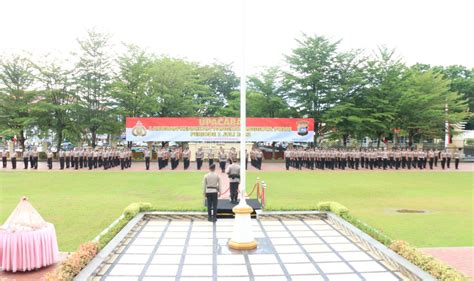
0,171,472,251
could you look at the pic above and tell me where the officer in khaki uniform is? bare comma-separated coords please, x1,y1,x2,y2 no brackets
170,148,178,170
454,149,463,170
120,149,125,170
208,149,215,167
144,148,151,170
88,148,94,170
23,150,29,170
446,150,452,169
284,149,291,170
203,164,221,222
157,148,164,170
183,147,191,170
11,150,17,169
226,159,240,204
65,149,71,169
93,149,98,168
59,149,65,170
440,150,447,169
195,148,204,170
2,149,7,168
47,150,53,170
32,148,39,169
428,149,434,170
218,147,227,173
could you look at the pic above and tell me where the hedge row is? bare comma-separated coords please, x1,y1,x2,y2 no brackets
390,240,467,281
45,241,99,281
318,201,468,281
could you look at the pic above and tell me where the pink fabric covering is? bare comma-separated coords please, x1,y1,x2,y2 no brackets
0,223,59,272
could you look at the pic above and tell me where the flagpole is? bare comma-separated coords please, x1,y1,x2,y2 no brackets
228,0,257,251
239,2,247,204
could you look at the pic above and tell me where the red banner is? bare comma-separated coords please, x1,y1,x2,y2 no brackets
126,117,315,142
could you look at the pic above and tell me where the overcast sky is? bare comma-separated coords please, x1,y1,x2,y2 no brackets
1,0,473,74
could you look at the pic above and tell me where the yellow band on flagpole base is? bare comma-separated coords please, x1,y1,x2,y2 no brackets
228,239,257,250
232,204,254,214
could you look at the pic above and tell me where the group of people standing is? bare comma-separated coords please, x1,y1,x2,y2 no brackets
1,147,134,170
284,147,464,171
154,146,243,172
202,159,241,222
1,149,40,170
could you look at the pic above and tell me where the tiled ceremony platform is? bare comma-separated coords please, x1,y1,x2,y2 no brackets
77,212,433,281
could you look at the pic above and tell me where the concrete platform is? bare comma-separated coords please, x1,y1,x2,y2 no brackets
77,212,434,281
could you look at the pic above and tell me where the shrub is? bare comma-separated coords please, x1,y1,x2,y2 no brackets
390,240,468,281
45,241,99,281
123,202,152,219
98,217,130,249
317,201,349,216
340,213,393,246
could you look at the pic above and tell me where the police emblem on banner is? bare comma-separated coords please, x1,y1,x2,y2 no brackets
296,121,309,136
132,121,147,137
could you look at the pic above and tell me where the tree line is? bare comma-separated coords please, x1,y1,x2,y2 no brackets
0,31,472,150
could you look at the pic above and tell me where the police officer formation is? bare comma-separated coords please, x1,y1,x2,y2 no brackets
283,147,464,171
0,147,133,170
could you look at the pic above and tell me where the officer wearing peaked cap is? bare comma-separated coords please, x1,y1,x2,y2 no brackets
203,164,221,222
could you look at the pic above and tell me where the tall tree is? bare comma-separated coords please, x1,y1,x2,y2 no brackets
438,65,474,130
199,62,239,116
248,67,294,118
0,55,36,150
284,34,344,142
113,45,154,120
33,58,78,150
397,69,469,145
363,47,407,146
148,57,209,117
323,49,369,146
74,30,115,147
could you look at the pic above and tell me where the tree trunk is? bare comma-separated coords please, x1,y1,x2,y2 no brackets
19,130,26,151
408,130,414,148
314,122,319,143
56,129,63,152
342,135,348,147
91,130,97,148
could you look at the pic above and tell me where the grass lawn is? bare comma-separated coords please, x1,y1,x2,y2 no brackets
0,171,472,251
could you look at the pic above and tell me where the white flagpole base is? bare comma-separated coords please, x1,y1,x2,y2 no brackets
228,203,257,250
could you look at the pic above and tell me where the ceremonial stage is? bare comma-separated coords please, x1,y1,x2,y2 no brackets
204,199,261,218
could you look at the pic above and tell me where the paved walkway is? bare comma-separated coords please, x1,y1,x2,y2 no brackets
86,214,412,281
420,247,474,279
